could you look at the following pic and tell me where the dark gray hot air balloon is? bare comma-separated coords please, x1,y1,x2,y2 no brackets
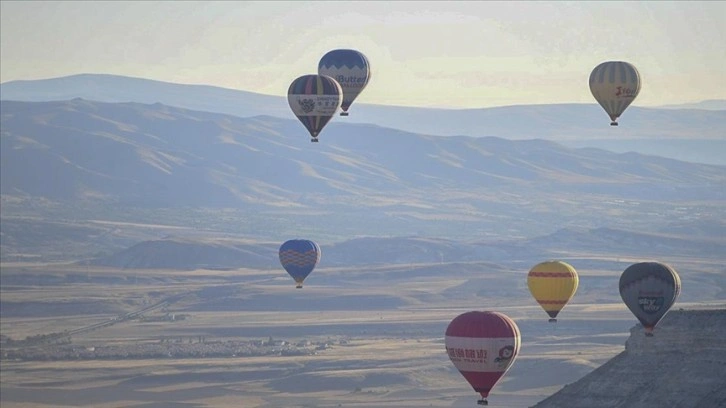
619,262,681,336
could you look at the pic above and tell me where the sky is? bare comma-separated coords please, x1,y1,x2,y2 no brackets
1,1,725,109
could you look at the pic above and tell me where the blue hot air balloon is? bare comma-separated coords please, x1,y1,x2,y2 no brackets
279,239,321,288
287,74,342,142
318,49,371,116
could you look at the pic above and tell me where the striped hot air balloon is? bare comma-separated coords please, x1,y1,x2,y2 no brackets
445,311,521,406
287,74,342,142
318,49,370,116
589,61,641,126
279,239,321,288
619,262,681,336
527,261,579,323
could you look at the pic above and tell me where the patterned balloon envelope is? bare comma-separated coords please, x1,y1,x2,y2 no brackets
619,262,681,336
318,49,370,116
279,239,321,288
445,311,521,406
527,260,579,322
589,61,641,126
287,74,342,142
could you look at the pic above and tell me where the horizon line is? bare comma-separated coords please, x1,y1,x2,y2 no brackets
1,72,725,111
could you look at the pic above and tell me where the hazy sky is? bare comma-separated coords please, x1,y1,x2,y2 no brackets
1,1,725,108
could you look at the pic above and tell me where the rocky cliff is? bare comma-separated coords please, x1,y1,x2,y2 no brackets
533,308,726,408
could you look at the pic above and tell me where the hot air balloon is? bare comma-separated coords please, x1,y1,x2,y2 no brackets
527,261,579,323
619,262,681,336
288,74,342,142
445,311,521,406
589,61,641,126
279,239,321,288
318,49,370,116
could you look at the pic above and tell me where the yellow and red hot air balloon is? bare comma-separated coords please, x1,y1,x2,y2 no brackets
527,261,579,323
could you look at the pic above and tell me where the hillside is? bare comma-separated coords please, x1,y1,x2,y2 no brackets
88,228,726,270
533,309,726,408
2,74,725,164
3,99,723,206
2,98,725,260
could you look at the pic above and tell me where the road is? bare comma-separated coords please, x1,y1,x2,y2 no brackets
11,291,192,347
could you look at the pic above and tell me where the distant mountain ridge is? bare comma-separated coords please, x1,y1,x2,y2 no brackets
656,99,726,110
88,227,726,270
0,73,289,118
2,74,725,166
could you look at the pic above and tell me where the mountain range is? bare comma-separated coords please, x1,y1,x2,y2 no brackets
86,226,726,271
2,74,725,164
1,97,724,263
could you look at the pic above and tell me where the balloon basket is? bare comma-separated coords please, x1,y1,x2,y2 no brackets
310,138,319,143
477,399,488,406
645,332,654,337
340,112,349,117
548,318,557,323
610,121,619,126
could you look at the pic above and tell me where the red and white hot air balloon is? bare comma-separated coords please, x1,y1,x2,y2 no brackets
445,311,521,406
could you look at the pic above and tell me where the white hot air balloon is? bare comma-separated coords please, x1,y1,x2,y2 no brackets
318,49,371,117
589,61,641,126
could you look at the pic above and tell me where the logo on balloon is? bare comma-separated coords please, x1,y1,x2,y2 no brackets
336,75,367,87
494,345,514,367
615,86,637,98
446,347,487,363
298,98,316,113
638,296,665,314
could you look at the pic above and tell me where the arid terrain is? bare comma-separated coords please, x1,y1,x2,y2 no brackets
2,249,724,407
1,77,724,407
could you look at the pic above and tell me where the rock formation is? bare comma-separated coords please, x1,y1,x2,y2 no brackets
533,309,726,408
